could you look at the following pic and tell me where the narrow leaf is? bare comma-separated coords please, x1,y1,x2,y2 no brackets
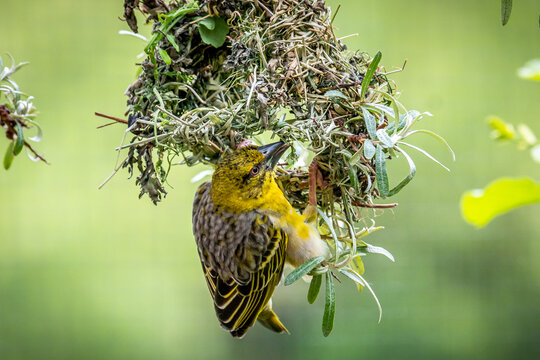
501,0,513,26
158,48,172,65
375,145,389,198
307,274,322,304
165,33,180,52
349,148,363,166
324,90,348,100
362,108,377,140
284,256,326,286
361,51,382,99
13,121,24,155
322,272,336,337
340,269,382,322
363,139,376,159
3,142,15,170
358,242,395,262
376,129,394,148
399,141,450,171
405,129,456,161
387,146,416,196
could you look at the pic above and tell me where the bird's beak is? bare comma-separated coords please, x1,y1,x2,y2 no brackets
258,141,289,169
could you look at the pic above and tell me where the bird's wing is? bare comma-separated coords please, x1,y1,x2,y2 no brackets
192,182,287,338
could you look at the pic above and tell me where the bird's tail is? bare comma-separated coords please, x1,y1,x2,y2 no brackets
257,302,289,335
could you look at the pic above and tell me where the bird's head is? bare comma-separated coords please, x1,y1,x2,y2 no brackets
210,141,289,213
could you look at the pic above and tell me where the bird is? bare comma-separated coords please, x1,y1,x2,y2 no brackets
192,141,328,338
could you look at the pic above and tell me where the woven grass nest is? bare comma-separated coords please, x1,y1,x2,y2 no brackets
110,0,452,333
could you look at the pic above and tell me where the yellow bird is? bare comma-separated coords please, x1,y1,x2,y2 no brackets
192,141,328,338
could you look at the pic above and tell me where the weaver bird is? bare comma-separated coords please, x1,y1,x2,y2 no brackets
192,141,328,338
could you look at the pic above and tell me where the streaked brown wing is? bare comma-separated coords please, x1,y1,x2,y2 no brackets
192,181,287,337
201,223,287,338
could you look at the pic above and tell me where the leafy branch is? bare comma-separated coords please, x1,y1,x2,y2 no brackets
0,55,47,169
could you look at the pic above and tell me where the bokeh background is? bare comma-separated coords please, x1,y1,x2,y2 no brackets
1,0,540,359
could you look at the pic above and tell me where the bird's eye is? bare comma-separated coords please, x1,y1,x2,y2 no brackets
250,165,260,176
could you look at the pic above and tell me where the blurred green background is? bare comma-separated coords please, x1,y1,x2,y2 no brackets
1,0,540,359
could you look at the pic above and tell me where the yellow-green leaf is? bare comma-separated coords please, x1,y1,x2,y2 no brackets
461,177,540,227
488,116,515,140
351,258,365,292
158,48,172,65
3,142,15,170
517,59,540,82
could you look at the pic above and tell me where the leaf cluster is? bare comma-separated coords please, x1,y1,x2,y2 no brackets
0,55,46,170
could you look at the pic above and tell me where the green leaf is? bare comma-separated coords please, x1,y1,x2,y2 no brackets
357,242,395,262
307,274,322,304
404,129,456,161
198,17,216,30
348,165,360,192
362,108,377,140
198,16,229,48
322,272,336,337
144,5,198,62
165,34,180,52
517,59,540,82
501,0,513,26
363,139,376,160
399,141,450,171
158,48,172,65
339,268,382,322
361,51,382,99
488,116,515,140
375,145,389,198
13,121,24,155
324,90,348,100
376,129,394,148
461,177,540,227
349,148,363,166
3,142,15,170
387,146,416,197
284,256,326,286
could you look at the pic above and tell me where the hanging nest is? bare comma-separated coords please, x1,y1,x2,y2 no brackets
112,0,453,334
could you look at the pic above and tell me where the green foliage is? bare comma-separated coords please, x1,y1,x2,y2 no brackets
501,0,513,25
322,272,336,337
284,256,326,286
462,61,540,227
198,16,230,48
0,54,46,169
361,51,381,99
462,178,540,227
307,274,322,304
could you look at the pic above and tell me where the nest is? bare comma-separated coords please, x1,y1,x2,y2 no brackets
114,0,451,332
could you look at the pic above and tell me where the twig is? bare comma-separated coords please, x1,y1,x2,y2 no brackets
98,156,129,189
95,112,128,124
352,202,398,209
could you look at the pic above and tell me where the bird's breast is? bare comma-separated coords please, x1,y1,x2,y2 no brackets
267,207,328,268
